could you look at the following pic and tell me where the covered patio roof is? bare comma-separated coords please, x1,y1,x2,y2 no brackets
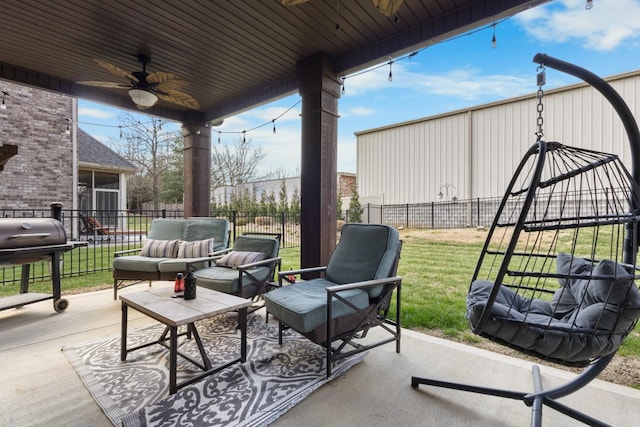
0,0,548,267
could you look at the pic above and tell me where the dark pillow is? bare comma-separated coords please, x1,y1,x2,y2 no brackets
177,238,215,258
139,239,180,258
216,251,266,268
550,253,592,317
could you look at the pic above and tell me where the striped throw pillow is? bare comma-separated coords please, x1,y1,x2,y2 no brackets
216,251,266,268
139,239,180,258
177,238,215,258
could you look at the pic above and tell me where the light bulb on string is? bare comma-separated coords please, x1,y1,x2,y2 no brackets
341,78,345,95
388,59,393,82
1,91,7,110
491,24,497,49
119,126,123,139
217,132,221,144
65,119,71,135
585,0,593,10
242,130,246,143
272,119,276,134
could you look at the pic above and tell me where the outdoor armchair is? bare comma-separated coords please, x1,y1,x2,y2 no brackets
264,223,402,377
193,235,281,304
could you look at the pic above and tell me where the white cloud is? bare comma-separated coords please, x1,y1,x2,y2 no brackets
515,0,640,51
343,106,376,117
78,107,116,120
414,69,531,101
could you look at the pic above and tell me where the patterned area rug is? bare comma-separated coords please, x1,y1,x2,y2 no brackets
64,314,366,427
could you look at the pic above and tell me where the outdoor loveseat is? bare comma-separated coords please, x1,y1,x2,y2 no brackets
112,217,230,299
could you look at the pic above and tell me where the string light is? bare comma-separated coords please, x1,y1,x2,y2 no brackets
491,23,497,49
388,58,393,82
242,130,246,143
65,118,71,135
585,0,594,10
1,91,7,109
341,78,345,95
217,132,221,144
272,119,276,134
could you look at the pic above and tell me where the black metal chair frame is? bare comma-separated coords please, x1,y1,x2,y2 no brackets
411,54,640,427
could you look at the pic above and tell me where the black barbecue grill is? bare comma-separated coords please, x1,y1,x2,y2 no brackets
0,203,78,312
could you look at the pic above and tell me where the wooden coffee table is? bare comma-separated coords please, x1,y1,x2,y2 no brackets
120,286,252,394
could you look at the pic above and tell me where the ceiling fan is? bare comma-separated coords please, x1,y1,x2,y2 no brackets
77,55,200,110
282,0,403,17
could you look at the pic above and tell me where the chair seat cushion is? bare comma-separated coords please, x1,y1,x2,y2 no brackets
264,278,370,334
194,265,271,294
466,272,640,363
113,255,168,273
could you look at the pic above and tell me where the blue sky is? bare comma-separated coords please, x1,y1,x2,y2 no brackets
79,0,640,176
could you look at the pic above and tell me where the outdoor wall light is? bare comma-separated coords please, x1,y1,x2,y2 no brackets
128,89,158,109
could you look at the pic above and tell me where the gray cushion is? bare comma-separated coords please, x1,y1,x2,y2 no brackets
466,254,640,363
139,238,180,258
147,218,185,241
113,255,167,272
194,265,271,294
264,278,370,333
183,217,229,251
158,257,210,273
325,223,400,298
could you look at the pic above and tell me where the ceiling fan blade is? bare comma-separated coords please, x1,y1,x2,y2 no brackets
282,0,309,5
156,88,200,110
155,79,190,91
146,71,187,86
93,59,139,83
76,81,130,88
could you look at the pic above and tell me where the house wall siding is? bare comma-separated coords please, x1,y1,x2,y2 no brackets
0,80,74,210
356,70,640,205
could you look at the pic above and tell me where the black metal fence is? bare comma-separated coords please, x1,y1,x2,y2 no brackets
0,198,501,288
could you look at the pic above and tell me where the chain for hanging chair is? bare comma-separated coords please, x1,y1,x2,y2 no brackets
535,65,545,141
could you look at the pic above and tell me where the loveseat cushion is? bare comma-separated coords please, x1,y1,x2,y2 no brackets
178,238,215,258
264,278,370,333
113,255,168,273
139,239,180,258
147,218,185,241
183,217,229,251
158,257,211,273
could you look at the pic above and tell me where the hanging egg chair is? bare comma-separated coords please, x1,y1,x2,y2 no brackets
411,54,640,427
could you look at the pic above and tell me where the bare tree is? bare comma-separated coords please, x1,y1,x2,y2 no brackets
110,114,182,210
211,135,267,190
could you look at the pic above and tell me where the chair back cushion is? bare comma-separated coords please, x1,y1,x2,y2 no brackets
184,217,230,250
325,224,400,297
147,218,185,241
232,235,280,259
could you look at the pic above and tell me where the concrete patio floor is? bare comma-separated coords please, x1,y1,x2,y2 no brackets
1,282,639,426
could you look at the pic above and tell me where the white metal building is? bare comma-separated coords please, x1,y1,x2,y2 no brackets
356,69,640,206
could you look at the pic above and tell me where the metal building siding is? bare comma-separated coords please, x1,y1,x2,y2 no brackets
357,70,640,204
357,114,468,205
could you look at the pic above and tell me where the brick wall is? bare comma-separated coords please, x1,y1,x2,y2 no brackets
338,172,356,197
0,80,74,210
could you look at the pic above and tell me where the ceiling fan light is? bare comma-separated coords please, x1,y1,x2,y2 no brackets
128,89,158,109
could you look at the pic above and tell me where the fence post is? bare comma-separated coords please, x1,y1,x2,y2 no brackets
162,209,167,218
280,211,285,248
405,203,409,228
431,202,435,229
232,210,237,242
477,198,480,227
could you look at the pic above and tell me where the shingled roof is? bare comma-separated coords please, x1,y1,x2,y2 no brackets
77,128,136,172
